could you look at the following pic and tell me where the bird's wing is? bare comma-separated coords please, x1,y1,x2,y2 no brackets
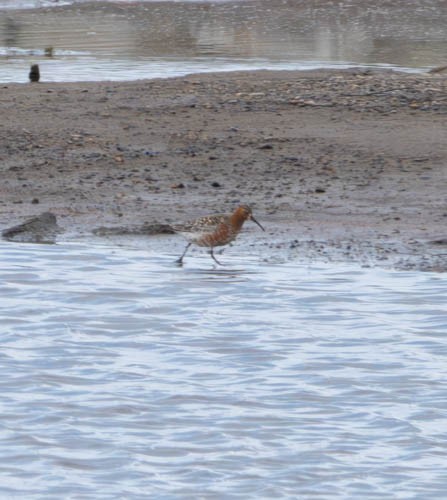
172,214,227,234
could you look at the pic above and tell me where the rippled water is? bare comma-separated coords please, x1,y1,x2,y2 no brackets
1,239,447,497
2,0,447,82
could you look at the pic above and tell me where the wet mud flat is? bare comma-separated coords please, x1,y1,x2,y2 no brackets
1,68,447,270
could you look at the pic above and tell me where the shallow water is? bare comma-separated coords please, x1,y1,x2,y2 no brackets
1,239,447,497
2,0,447,82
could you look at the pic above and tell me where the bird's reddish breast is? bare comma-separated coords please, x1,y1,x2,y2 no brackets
196,222,236,247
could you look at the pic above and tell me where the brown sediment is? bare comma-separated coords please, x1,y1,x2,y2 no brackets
428,65,447,74
1,68,446,270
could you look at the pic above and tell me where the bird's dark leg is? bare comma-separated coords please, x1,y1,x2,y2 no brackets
176,243,191,265
210,247,223,266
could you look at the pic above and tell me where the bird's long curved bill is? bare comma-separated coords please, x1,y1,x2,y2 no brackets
251,216,265,231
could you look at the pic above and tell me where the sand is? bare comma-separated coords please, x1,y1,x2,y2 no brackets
1,68,447,270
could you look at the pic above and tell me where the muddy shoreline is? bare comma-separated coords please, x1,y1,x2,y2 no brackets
1,68,447,270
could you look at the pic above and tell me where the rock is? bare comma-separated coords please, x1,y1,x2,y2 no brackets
2,212,62,243
92,223,174,236
141,223,175,235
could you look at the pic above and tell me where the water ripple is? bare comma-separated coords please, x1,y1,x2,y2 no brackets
0,240,446,497
2,0,446,83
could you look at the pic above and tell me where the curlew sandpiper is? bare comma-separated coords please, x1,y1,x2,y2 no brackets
171,204,265,265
